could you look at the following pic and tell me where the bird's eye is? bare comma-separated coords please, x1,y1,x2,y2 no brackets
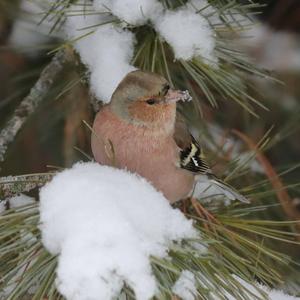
146,99,156,105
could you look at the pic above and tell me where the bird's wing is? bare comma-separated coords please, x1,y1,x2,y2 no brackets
174,113,212,175
174,113,249,203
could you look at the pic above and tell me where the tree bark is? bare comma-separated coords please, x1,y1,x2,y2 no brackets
0,49,72,165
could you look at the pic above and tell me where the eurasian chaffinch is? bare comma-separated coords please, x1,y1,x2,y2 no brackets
91,70,248,204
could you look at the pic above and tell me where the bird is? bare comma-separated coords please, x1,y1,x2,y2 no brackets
91,70,248,204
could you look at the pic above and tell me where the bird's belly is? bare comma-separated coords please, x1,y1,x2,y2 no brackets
118,145,194,203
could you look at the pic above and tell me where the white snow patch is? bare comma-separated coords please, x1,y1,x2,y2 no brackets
0,194,35,214
173,271,197,300
268,289,300,300
94,0,163,25
65,7,136,103
0,201,6,214
8,194,35,208
228,276,300,300
39,162,197,300
197,275,300,300
155,5,216,63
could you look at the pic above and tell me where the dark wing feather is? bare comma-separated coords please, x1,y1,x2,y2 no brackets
174,113,212,175
174,113,249,203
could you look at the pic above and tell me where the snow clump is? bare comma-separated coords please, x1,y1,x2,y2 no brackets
155,6,216,63
39,162,197,300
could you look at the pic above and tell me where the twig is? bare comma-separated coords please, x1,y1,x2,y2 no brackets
0,49,72,164
0,173,54,199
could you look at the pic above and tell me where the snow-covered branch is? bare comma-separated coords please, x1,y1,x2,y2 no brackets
0,173,53,199
39,163,198,300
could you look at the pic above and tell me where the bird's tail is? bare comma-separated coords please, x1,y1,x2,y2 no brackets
207,175,250,203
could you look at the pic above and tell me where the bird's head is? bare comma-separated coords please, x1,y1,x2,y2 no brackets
110,70,191,132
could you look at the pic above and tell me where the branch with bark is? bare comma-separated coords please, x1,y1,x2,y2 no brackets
0,49,72,165
0,173,54,199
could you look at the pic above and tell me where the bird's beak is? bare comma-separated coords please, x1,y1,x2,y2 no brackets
164,89,192,104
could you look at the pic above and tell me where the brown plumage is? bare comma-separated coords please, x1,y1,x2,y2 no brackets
91,70,248,203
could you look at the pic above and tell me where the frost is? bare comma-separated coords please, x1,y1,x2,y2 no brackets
173,271,197,300
39,162,197,300
155,5,216,63
65,7,136,103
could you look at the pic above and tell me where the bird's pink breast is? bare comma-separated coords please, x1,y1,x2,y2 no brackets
91,106,194,203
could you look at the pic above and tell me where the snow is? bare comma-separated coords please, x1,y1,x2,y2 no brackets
94,0,163,25
172,272,300,300
8,194,35,208
155,5,216,63
0,201,6,213
228,276,300,300
39,162,197,300
63,0,219,102
268,289,300,300
65,7,136,103
173,271,197,300
0,194,35,214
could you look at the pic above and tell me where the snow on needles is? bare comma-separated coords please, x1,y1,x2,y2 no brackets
155,6,216,63
173,271,197,300
227,276,300,300
171,271,300,300
65,7,136,103
64,0,216,102
0,194,35,214
39,162,197,300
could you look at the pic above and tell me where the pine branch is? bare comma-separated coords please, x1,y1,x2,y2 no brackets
0,49,72,165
